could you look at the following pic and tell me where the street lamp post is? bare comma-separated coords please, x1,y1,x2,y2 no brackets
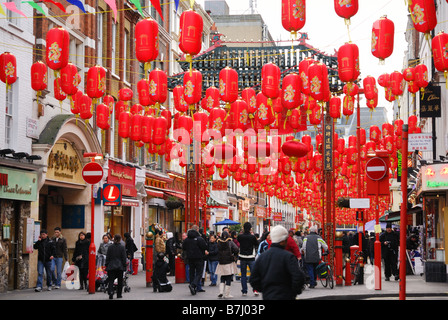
82,152,103,294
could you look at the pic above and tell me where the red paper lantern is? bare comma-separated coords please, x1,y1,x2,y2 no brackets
329,96,341,119
389,71,404,97
71,90,82,115
371,16,395,62
363,76,378,100
54,78,67,102
309,104,322,126
209,107,227,139
118,111,131,139
219,66,239,107
137,79,153,106
193,112,209,143
338,42,360,83
141,115,154,144
96,103,110,130
203,86,220,112
227,99,248,132
211,143,236,161
289,108,302,131
176,115,193,144
382,123,393,137
86,65,106,100
161,109,171,130
60,62,79,96
308,62,330,102
342,95,355,119
377,73,390,88
119,87,133,101
256,92,275,128
46,27,70,71
130,103,143,115
261,62,281,103
135,18,159,67
334,0,358,24
248,141,272,160
179,10,203,59
415,64,429,89
79,94,93,120
173,85,189,113
432,32,448,86
242,87,257,125
282,139,309,163
281,0,306,35
409,0,437,36
153,117,168,145
183,69,202,107
0,52,17,87
299,58,315,96
403,67,415,82
31,61,47,93
281,73,302,111
149,68,168,106
115,100,127,121
343,83,359,96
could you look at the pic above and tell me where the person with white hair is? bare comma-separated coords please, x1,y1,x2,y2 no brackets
302,225,328,288
249,225,305,300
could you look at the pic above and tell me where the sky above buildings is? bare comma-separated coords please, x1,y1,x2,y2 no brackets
196,0,412,122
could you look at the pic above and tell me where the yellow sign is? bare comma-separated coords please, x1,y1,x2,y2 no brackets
46,140,84,184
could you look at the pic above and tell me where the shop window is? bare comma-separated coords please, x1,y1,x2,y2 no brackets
425,197,445,261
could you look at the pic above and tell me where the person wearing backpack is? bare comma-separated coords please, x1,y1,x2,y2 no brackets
302,225,328,288
124,232,138,274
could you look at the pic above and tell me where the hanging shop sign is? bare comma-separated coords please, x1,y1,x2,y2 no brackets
0,167,37,202
420,84,441,118
107,160,136,197
408,133,433,152
323,115,333,171
102,184,122,206
255,206,266,218
46,140,84,185
212,180,228,191
421,163,448,192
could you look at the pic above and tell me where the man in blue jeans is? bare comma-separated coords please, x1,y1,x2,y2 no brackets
302,225,328,288
33,230,55,292
51,227,68,289
237,222,259,296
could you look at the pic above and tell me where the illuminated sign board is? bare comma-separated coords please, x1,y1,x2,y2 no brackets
421,163,448,192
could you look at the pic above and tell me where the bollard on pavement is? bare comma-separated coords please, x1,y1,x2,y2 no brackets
334,231,344,286
175,255,186,283
145,231,154,287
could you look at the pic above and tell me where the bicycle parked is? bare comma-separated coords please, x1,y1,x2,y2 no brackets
316,252,334,289
342,249,364,285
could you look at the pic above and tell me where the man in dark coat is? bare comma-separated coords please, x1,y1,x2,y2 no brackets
182,225,207,295
237,222,259,296
379,223,399,281
106,234,127,299
34,230,55,292
250,225,305,300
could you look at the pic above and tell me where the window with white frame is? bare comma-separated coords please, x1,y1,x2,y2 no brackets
111,22,117,75
97,11,104,66
5,84,14,148
123,29,129,83
7,0,20,26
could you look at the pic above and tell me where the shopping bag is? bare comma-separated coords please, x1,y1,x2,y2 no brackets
61,262,70,281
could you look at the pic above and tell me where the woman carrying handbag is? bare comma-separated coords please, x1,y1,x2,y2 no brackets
215,231,239,298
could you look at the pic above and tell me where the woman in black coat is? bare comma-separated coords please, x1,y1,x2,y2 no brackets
106,234,127,299
72,232,89,290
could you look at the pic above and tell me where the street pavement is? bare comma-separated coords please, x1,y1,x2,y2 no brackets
0,265,447,301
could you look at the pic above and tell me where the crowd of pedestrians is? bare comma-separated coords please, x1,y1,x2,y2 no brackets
31,221,421,300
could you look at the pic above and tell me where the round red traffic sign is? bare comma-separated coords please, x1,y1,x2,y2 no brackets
365,157,387,181
82,162,104,184
103,184,120,202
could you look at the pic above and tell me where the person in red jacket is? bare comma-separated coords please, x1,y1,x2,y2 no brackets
285,230,302,260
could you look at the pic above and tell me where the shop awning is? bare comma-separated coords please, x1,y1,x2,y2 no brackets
146,188,164,198
165,190,186,201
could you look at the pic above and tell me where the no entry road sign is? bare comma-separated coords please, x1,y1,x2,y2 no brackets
365,157,387,181
82,162,104,184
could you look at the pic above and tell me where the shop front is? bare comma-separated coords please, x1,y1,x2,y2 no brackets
32,114,102,286
416,162,448,272
104,159,145,241
0,163,39,292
